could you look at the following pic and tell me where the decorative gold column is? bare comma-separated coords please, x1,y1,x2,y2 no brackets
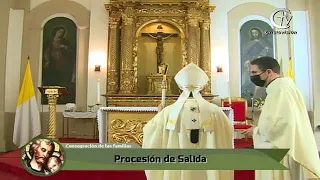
39,86,68,140
200,19,211,94
119,8,135,94
181,38,188,67
187,10,200,65
107,16,120,93
47,94,59,139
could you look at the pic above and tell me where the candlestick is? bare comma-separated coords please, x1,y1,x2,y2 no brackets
228,81,231,105
161,89,166,106
161,75,167,106
251,97,254,108
97,79,100,104
251,96,254,120
159,64,168,107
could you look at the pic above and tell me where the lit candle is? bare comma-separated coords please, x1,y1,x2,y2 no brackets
161,89,166,106
97,79,100,104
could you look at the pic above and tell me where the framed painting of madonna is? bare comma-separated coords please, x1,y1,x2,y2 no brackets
240,20,275,106
41,17,77,105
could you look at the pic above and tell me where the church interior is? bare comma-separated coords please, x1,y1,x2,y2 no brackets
0,0,320,179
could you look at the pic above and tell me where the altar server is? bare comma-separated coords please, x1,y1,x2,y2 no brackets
242,56,320,180
142,63,234,180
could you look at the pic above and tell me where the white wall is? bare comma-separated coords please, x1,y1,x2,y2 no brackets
30,0,49,11
5,9,24,112
30,0,91,11
71,0,91,11
87,0,109,108
291,11,313,110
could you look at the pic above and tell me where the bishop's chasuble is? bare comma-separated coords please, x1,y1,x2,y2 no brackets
142,98,234,180
253,77,320,180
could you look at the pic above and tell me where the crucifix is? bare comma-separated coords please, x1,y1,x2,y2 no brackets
141,25,178,73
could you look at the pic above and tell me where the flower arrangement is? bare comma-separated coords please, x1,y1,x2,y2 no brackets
254,98,265,109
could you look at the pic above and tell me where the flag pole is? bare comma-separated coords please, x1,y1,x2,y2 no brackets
13,56,41,147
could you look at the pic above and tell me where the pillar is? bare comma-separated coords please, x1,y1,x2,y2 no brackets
187,10,200,65
107,16,120,93
77,27,89,110
200,19,211,94
119,9,135,94
307,0,320,128
0,0,10,152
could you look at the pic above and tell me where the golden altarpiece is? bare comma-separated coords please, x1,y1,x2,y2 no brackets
101,0,216,145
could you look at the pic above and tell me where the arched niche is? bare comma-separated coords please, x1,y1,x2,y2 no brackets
239,19,275,106
41,17,78,105
20,0,90,110
135,20,185,95
227,2,288,100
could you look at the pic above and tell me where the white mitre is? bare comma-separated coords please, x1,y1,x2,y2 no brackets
166,63,213,132
174,62,209,92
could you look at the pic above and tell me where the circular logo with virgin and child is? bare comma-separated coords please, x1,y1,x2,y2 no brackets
21,138,65,176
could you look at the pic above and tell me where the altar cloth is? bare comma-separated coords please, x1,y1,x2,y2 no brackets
97,106,234,144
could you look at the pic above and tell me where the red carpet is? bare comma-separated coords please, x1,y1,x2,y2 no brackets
234,139,255,180
0,138,254,180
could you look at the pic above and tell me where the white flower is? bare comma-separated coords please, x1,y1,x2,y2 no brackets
254,98,265,109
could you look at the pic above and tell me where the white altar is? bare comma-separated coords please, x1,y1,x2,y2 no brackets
97,107,234,144
62,112,97,138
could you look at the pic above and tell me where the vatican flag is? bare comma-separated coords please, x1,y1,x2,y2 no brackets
287,57,295,81
13,59,41,148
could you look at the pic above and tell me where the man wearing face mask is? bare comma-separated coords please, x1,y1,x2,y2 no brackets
242,56,320,180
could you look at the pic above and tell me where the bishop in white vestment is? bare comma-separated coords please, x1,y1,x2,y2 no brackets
142,63,234,180
244,56,320,180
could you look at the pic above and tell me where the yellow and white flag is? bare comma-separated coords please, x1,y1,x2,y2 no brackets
13,59,41,148
287,57,295,81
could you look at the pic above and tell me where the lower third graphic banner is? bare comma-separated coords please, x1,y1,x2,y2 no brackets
61,143,289,170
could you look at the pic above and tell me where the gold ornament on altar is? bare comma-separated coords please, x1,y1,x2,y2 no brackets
104,0,215,106
106,111,157,145
147,73,173,95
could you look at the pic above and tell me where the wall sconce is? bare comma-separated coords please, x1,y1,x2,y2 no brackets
216,66,223,73
94,65,101,72
90,51,106,72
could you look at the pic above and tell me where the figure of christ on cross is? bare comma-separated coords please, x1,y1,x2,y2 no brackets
141,31,178,73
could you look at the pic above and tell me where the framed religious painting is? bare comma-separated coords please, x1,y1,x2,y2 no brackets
240,20,275,106
41,17,77,105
